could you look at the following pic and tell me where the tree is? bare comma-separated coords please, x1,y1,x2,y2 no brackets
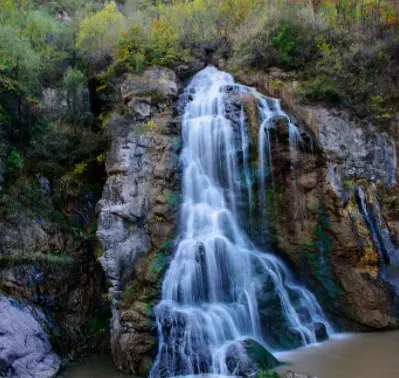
0,23,40,148
77,2,126,61
310,0,322,15
64,67,87,126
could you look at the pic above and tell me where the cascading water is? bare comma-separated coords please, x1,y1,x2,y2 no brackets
357,186,399,290
150,67,333,378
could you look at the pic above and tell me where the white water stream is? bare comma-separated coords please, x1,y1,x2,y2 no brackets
150,67,333,377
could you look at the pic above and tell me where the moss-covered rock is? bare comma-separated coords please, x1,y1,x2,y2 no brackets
243,339,280,371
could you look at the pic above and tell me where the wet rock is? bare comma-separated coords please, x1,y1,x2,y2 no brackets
243,339,280,371
280,371,317,378
313,322,328,342
271,115,289,136
237,69,399,331
0,297,60,378
224,339,278,377
225,342,258,377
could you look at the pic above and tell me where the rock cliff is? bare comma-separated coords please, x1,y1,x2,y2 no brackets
237,68,399,330
96,66,181,375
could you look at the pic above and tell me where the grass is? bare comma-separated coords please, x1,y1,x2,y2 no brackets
0,251,75,267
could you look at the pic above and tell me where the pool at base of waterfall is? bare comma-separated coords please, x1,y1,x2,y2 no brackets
274,331,399,378
59,331,399,378
58,356,131,378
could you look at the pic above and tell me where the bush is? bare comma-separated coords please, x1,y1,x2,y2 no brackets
270,20,320,69
299,77,343,104
233,12,322,70
7,147,23,172
114,25,146,72
114,20,189,73
256,370,279,378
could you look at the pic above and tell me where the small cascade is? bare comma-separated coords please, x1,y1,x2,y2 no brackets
150,67,332,378
356,186,399,290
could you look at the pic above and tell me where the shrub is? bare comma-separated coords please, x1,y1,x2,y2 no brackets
233,11,322,70
299,77,343,105
114,25,146,72
256,370,279,378
114,20,189,73
147,19,188,66
7,147,23,172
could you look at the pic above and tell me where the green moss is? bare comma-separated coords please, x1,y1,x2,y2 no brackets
342,176,355,190
299,207,343,300
88,307,111,336
137,89,167,103
244,339,279,371
160,239,173,252
123,279,141,303
163,189,179,209
256,370,279,378
298,77,343,105
147,252,169,283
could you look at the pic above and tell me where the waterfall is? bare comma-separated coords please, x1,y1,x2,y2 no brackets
150,67,333,378
357,186,399,290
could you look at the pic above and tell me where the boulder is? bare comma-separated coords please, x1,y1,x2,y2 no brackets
0,297,60,378
280,371,317,378
243,339,280,371
127,97,151,119
121,66,178,103
224,339,279,377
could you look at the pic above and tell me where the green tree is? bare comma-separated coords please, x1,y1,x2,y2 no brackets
0,23,40,148
77,2,126,60
64,67,88,125
19,10,65,62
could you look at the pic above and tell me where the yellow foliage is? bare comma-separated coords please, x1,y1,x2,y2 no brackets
147,119,156,129
77,2,126,56
73,161,87,175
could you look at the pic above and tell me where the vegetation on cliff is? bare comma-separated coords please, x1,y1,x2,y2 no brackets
0,0,396,285
0,0,397,312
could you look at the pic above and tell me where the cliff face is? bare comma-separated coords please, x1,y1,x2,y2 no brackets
96,66,181,375
237,69,399,330
0,194,108,376
1,62,399,377
96,65,399,375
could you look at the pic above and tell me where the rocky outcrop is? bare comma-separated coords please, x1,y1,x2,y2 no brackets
0,296,60,378
236,68,399,331
0,221,107,358
0,180,108,361
97,66,181,375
